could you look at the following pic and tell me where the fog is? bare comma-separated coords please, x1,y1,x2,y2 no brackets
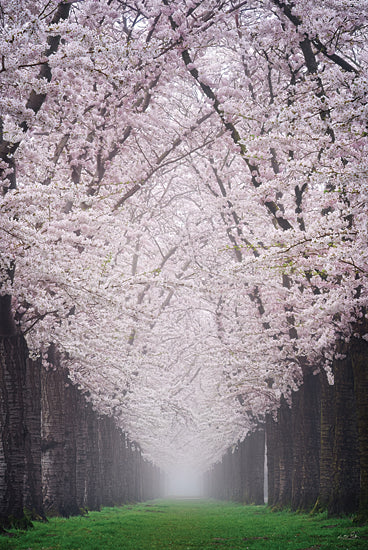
165,465,203,498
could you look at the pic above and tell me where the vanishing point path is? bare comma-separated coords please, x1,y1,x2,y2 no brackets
1,499,368,550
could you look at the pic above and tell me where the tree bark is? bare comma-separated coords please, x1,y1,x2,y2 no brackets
265,413,278,507
313,368,335,512
328,345,360,516
350,331,368,522
291,366,321,512
84,404,101,511
41,350,79,517
0,336,30,528
240,428,265,504
228,446,242,502
274,397,293,508
62,382,79,517
23,355,44,519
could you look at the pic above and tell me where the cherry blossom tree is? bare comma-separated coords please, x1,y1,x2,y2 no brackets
1,0,368,525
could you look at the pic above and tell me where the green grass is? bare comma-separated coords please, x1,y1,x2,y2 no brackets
1,499,368,549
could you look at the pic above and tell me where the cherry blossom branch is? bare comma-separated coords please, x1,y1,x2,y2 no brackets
0,1,71,190
113,111,215,209
176,40,293,232
272,0,359,74
339,259,367,275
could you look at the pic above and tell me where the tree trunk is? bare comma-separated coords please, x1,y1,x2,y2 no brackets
291,367,321,512
74,393,88,511
328,345,360,516
133,444,143,502
275,397,293,508
223,449,232,500
265,413,278,507
350,332,368,522
62,382,79,517
240,428,265,504
313,368,335,512
229,446,241,502
84,405,101,511
112,427,128,504
23,355,44,519
0,335,31,528
41,349,79,517
98,416,115,506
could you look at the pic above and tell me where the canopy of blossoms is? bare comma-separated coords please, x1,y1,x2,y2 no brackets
1,0,367,472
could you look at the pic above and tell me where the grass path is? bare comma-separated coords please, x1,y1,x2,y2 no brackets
1,499,368,549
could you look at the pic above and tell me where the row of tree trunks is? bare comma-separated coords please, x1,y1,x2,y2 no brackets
266,340,366,519
41,359,162,516
268,366,321,513
204,426,265,504
0,338,163,528
208,334,366,521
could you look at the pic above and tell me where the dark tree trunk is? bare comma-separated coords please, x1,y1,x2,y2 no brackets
0,335,30,528
74,395,88,511
62,382,79,517
84,404,101,511
133,444,143,502
112,427,128,504
41,350,79,517
97,418,145,506
224,449,236,501
291,366,321,512
41,363,65,516
23,355,44,519
240,428,265,504
328,345,360,516
314,368,335,512
0,296,16,337
274,397,292,508
228,446,241,502
218,459,226,500
98,416,116,506
350,333,368,522
265,413,278,507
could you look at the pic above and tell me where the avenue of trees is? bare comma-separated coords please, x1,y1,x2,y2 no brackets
1,0,368,528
